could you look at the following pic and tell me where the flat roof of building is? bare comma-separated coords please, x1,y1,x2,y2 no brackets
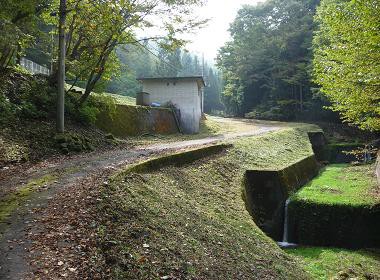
137,76,205,86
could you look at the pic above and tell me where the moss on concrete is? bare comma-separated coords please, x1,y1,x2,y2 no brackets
243,155,319,241
229,127,315,170
97,127,321,279
288,164,380,248
293,164,379,206
121,144,231,176
96,104,178,137
0,174,57,224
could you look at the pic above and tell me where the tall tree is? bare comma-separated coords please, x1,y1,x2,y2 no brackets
44,0,206,105
105,45,155,96
155,48,182,77
204,68,223,113
217,0,322,119
313,0,380,131
0,0,50,69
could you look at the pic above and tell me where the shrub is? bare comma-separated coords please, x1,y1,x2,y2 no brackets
54,132,95,154
72,93,117,125
0,93,15,125
77,105,100,125
0,68,118,127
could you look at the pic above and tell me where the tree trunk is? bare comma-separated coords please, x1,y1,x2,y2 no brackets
57,0,66,133
78,39,116,106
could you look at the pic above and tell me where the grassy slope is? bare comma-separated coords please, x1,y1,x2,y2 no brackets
0,119,115,165
287,247,380,280
98,128,315,279
292,164,379,206
288,160,380,279
109,94,136,106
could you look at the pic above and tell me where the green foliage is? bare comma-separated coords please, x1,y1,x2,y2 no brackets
155,48,183,77
246,100,300,121
77,105,99,125
105,45,153,97
203,68,224,113
54,132,94,154
97,132,317,279
105,45,224,113
42,0,206,102
313,0,380,131
0,92,14,125
287,247,380,280
292,164,379,206
0,69,116,126
217,0,329,120
0,70,55,121
0,0,50,68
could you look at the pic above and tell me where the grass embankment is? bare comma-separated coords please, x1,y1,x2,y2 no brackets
0,73,124,166
97,128,315,279
293,164,379,206
288,164,380,278
109,94,136,106
287,247,380,280
0,120,117,166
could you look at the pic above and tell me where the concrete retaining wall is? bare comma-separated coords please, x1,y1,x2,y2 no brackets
308,131,327,161
376,152,380,184
96,104,179,137
288,201,380,248
242,155,320,241
122,144,231,175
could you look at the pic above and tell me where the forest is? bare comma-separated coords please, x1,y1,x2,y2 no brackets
0,0,379,279
218,0,379,131
0,0,378,131
104,45,224,114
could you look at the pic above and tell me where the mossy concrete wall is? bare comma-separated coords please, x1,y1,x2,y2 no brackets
96,104,179,137
322,143,364,163
243,155,319,241
288,201,380,248
118,144,231,176
376,152,380,184
308,131,327,161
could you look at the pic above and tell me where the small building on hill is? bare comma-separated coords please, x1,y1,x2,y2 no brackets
137,76,205,134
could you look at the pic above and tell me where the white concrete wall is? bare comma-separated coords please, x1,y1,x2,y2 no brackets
142,80,202,134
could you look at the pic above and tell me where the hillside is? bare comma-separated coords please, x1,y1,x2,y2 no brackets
96,128,315,279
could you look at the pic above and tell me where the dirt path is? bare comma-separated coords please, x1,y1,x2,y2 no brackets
0,120,280,279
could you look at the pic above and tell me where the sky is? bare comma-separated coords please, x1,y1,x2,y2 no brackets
185,0,262,62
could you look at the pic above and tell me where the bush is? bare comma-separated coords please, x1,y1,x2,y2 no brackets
245,100,299,121
0,70,55,121
245,99,340,122
0,93,15,125
54,132,95,154
0,68,118,127
77,105,100,125
72,93,116,125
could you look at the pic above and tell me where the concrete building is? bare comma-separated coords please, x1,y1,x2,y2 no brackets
137,76,205,134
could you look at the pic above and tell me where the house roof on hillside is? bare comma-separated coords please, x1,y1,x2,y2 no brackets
137,76,205,86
